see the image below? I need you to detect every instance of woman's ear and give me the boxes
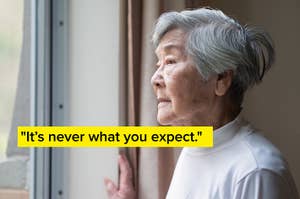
[215,70,233,96]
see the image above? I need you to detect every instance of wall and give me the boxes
[68,0,120,198]
[212,0,300,191]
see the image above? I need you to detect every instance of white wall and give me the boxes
[68,0,120,198]
[212,0,300,191]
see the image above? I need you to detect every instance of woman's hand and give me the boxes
[104,154,136,199]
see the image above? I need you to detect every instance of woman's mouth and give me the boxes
[157,98,171,107]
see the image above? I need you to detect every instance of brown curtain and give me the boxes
[185,0,211,9]
[122,1,211,198]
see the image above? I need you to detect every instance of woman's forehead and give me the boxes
[155,43,183,55]
[155,30,187,56]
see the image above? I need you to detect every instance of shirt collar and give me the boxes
[184,113,246,155]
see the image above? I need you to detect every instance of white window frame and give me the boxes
[30,0,69,199]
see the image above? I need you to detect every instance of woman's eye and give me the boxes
[166,59,176,65]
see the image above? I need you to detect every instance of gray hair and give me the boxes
[152,8,275,106]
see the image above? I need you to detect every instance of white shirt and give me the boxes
[166,116,299,199]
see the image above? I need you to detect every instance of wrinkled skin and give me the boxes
[151,29,219,126]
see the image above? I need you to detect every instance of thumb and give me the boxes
[104,178,118,198]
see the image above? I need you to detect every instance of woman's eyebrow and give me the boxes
[162,43,182,51]
[155,43,183,56]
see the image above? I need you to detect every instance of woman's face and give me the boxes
[151,29,218,126]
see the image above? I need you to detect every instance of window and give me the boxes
[0,0,30,198]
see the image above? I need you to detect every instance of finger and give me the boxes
[118,154,134,190]
[104,178,118,198]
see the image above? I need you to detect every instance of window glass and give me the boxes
[0,0,30,198]
[0,0,23,160]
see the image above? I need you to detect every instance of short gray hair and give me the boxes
[152,8,275,106]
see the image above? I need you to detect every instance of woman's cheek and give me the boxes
[166,68,189,98]
[168,81,187,114]
[163,65,175,76]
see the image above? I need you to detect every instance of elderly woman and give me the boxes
[104,8,299,199]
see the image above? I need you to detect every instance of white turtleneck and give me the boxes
[166,115,299,199]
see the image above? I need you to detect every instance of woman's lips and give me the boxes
[157,98,171,108]
[157,98,171,103]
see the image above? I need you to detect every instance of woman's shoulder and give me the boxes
[238,127,290,181]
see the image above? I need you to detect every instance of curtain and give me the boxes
[123,1,211,198]
[185,0,211,8]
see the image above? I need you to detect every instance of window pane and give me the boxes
[0,0,30,198]
[0,0,23,161]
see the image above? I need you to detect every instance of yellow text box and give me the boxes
[18,126,213,147]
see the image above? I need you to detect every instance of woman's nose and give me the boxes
[151,68,165,88]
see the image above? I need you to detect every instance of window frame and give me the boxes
[30,0,69,199]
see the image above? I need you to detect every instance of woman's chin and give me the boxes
[157,114,174,126]
[157,115,171,126]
